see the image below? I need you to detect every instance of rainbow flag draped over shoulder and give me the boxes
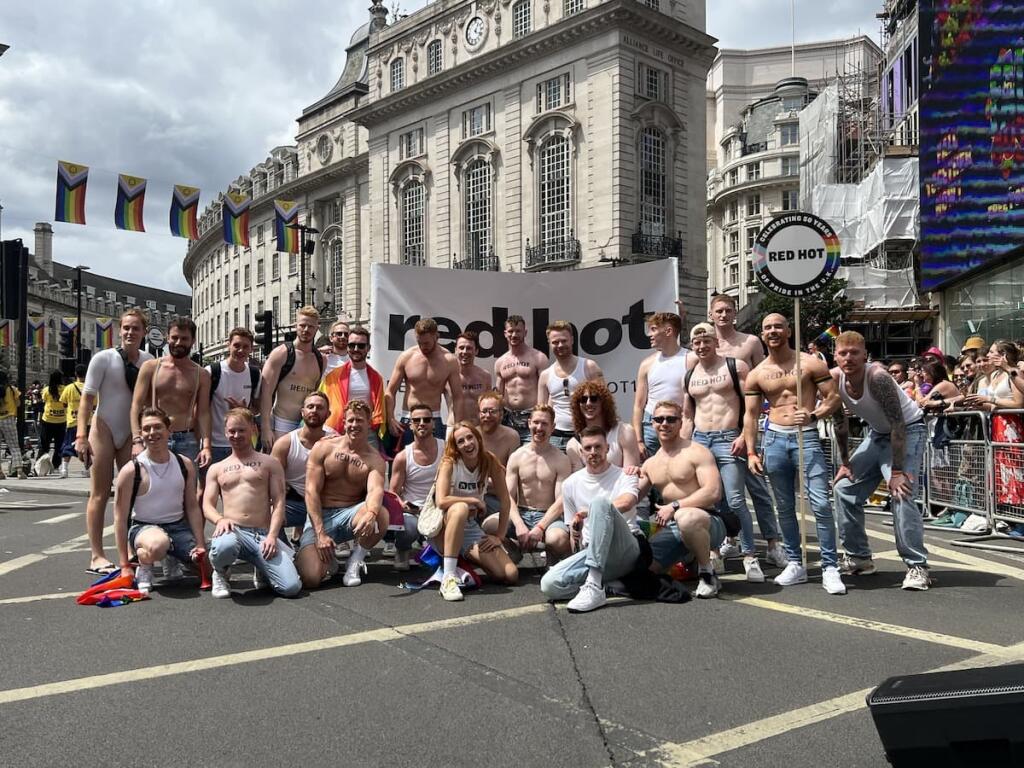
[169,185,200,239]
[55,161,89,225]
[274,199,300,253]
[222,192,250,247]
[0,321,11,348]
[95,317,114,349]
[114,174,146,232]
[817,324,841,342]
[27,317,45,348]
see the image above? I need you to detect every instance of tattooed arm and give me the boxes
[867,367,911,498]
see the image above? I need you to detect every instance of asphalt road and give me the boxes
[2,488,1024,768]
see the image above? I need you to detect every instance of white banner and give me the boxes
[369,259,679,416]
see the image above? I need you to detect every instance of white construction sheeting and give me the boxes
[799,84,839,207]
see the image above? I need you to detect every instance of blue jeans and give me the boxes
[168,430,200,462]
[549,430,574,453]
[209,525,301,597]
[835,423,928,567]
[641,414,659,456]
[693,429,759,554]
[284,490,308,529]
[649,515,728,569]
[762,429,837,568]
[541,497,640,600]
[502,409,532,445]
[745,467,780,543]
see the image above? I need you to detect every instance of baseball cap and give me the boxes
[689,322,715,341]
[922,346,944,359]
[961,335,986,352]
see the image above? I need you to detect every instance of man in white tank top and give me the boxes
[632,311,688,457]
[271,391,334,542]
[390,403,445,570]
[538,321,603,452]
[831,331,931,591]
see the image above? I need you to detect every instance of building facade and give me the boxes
[184,0,715,360]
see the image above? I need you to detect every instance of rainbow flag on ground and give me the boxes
[114,174,146,232]
[0,321,11,348]
[95,317,114,349]
[274,199,300,253]
[222,192,250,247]
[817,324,841,342]
[55,161,89,225]
[27,317,45,348]
[169,185,200,239]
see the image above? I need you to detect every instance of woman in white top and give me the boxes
[565,380,641,472]
[434,421,516,601]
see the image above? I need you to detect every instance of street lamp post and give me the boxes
[74,265,90,359]
[286,220,319,307]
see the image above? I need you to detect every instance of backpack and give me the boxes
[684,357,744,430]
[275,342,324,395]
[129,452,189,523]
[209,361,261,406]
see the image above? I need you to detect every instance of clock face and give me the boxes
[465,16,485,47]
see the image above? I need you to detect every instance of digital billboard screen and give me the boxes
[919,1,1024,290]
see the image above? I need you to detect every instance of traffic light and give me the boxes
[60,328,75,358]
[254,310,274,356]
[0,240,27,321]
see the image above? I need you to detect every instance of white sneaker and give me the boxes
[719,539,742,559]
[902,565,931,591]
[343,558,366,587]
[568,581,608,612]
[839,553,877,576]
[162,557,184,582]
[440,574,463,601]
[695,571,721,599]
[773,562,808,586]
[743,556,765,583]
[253,567,269,590]
[135,564,153,593]
[765,542,789,569]
[59,464,68,479]
[211,569,231,598]
[822,566,847,595]
[709,551,725,575]
[382,540,397,556]
[394,550,410,572]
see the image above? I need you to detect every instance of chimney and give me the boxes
[33,222,53,274]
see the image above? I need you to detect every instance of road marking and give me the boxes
[0,602,548,705]
[0,592,74,605]
[35,512,82,525]
[0,554,47,577]
[43,524,115,555]
[866,528,1024,582]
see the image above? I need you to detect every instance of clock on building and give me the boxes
[465,16,486,49]
[316,134,333,165]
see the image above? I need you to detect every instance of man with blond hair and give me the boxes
[495,314,549,444]
[539,320,603,452]
[259,306,325,449]
[323,319,350,375]
[387,317,462,444]
[633,311,688,457]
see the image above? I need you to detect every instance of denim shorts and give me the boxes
[509,507,568,536]
[284,490,308,529]
[649,513,727,568]
[461,518,485,555]
[299,503,362,549]
[128,519,196,563]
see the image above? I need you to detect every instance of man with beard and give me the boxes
[539,321,603,452]
[322,320,350,375]
[205,327,261,474]
[259,306,325,449]
[387,317,462,445]
[450,332,492,427]
[495,315,549,444]
[390,402,445,571]
[633,311,688,457]
[319,326,390,451]
[477,390,521,468]
[271,391,335,541]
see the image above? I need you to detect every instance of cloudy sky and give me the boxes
[0,0,881,294]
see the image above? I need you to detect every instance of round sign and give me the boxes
[146,327,165,348]
[752,212,840,297]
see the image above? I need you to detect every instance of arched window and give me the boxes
[427,40,443,76]
[330,239,344,309]
[539,135,571,246]
[390,58,405,92]
[512,0,532,38]
[639,127,666,236]
[464,159,492,266]
[402,181,425,266]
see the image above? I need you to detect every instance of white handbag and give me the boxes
[416,482,444,538]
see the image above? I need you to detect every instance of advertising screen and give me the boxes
[919,1,1024,290]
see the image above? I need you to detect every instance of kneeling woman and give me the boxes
[434,421,517,601]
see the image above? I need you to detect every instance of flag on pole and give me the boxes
[95,317,114,349]
[274,200,300,253]
[222,192,250,247]
[27,317,45,348]
[0,321,11,348]
[61,317,79,333]
[55,161,89,225]
[114,174,147,232]
[169,185,200,239]
[817,324,841,342]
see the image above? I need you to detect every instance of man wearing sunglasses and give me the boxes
[322,320,350,376]
[495,315,549,444]
[633,311,688,458]
[319,327,391,450]
[451,332,492,427]
[539,320,603,452]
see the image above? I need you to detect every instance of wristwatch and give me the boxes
[670,500,680,511]
[809,413,818,424]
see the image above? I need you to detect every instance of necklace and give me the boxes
[148,455,173,480]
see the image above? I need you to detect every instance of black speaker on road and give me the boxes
[867,662,1024,767]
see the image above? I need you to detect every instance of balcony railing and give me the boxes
[400,250,426,267]
[453,249,500,271]
[524,233,581,271]
[631,229,683,259]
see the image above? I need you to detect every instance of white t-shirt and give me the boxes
[207,362,261,448]
[348,367,370,405]
[324,353,349,377]
[561,464,639,546]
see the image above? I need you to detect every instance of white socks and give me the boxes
[443,556,457,577]
[349,545,367,566]
[585,566,603,588]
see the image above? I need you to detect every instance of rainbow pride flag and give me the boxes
[817,324,841,342]
[0,321,11,348]
[169,185,200,239]
[27,317,45,348]
[274,199,300,253]
[95,317,114,349]
[61,316,78,334]
[55,161,89,225]
[114,174,146,232]
[222,192,250,247]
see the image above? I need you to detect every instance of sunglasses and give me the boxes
[888,368,903,374]
[330,332,348,337]
[479,407,500,415]
[562,379,571,397]
[348,342,368,350]
[410,417,433,424]
[652,415,680,424]
[579,395,601,404]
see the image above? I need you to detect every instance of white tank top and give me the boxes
[451,459,484,500]
[645,348,688,413]
[838,364,922,434]
[285,429,311,495]
[403,438,444,506]
[544,357,588,432]
[132,451,185,524]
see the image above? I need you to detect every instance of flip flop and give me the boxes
[85,563,118,575]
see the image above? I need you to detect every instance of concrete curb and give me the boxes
[0,482,95,499]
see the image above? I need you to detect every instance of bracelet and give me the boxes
[131,437,143,444]
[536,522,547,532]
[747,452,758,458]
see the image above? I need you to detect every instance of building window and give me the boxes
[782,95,804,112]
[729,230,739,253]
[782,189,799,210]
[462,104,491,139]
[257,259,265,285]
[289,253,298,275]
[564,0,584,15]
[727,168,738,186]
[639,64,667,102]
[243,304,250,327]
[746,261,755,285]
[272,296,280,322]
[746,161,761,181]
[256,224,264,244]
[330,199,342,225]
[746,194,761,216]
[125,295,135,305]
[146,299,157,310]
[331,240,344,307]
[537,73,570,112]
[727,199,738,222]
[391,58,405,92]
[465,159,493,264]
[215,280,221,302]
[512,0,531,38]
[399,128,424,159]
[539,135,571,245]
[244,264,251,288]
[745,227,758,252]
[427,40,443,76]
[233,308,239,328]
[781,156,798,176]
[257,300,264,315]
[729,263,740,286]
[644,0,659,8]
[780,123,798,145]
[639,127,666,237]
[272,253,280,281]
[402,181,425,266]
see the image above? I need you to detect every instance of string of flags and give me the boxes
[54,161,303,252]
[0,317,118,350]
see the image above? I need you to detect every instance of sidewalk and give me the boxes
[0,457,96,498]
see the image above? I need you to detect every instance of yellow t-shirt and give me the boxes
[60,382,85,428]
[0,387,19,419]
[42,388,66,425]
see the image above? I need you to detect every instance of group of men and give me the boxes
[78,293,930,612]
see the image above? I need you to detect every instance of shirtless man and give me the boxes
[259,306,325,450]
[538,321,603,452]
[639,401,726,598]
[323,320,350,375]
[203,408,301,598]
[477,391,521,469]
[683,323,781,582]
[495,315,549,444]
[450,332,492,427]
[271,391,334,541]
[387,317,462,445]
[485,404,571,560]
[131,317,211,468]
[297,400,388,590]
[744,313,844,595]
[633,312,688,457]
[76,308,154,574]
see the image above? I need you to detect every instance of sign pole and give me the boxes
[794,296,807,569]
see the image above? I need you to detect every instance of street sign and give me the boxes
[752,212,840,297]
[147,327,165,348]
